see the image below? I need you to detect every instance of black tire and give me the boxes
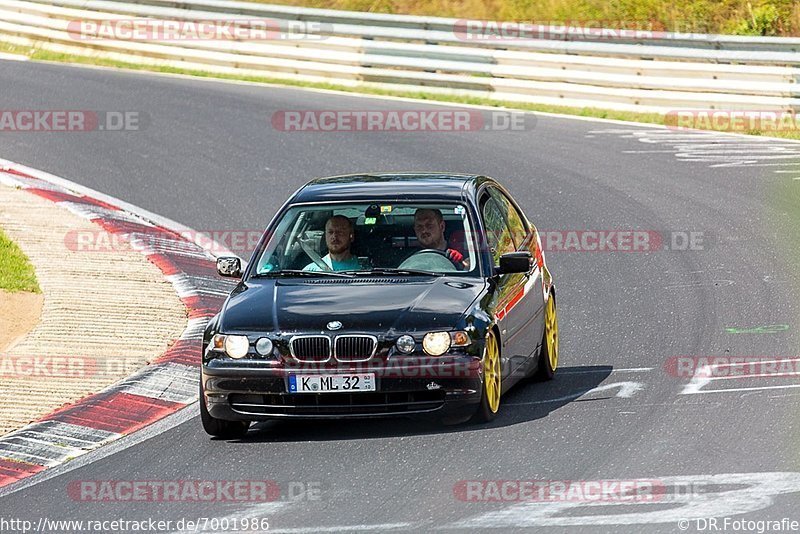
[473,390,497,423]
[200,382,249,439]
[472,330,501,423]
[534,294,557,381]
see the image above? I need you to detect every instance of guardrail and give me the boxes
[25,0,800,52]
[1,0,799,112]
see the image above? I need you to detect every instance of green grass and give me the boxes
[3,39,799,142]
[0,227,40,293]
[245,0,800,36]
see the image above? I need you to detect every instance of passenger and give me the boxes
[303,215,361,271]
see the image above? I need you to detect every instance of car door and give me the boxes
[488,188,546,360]
[480,191,531,385]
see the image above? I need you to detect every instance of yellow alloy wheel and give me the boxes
[545,296,558,372]
[484,331,501,413]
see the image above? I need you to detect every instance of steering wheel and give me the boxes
[409,248,451,260]
[399,248,461,271]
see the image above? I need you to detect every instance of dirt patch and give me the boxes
[0,290,43,352]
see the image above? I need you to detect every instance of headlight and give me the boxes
[395,335,415,354]
[255,337,274,356]
[223,335,250,359]
[422,332,451,356]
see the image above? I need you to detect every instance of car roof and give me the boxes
[291,173,491,204]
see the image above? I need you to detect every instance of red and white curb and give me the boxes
[0,160,237,488]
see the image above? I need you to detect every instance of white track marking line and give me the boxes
[588,128,800,176]
[165,272,237,299]
[180,317,211,341]
[5,421,118,450]
[560,367,652,374]
[698,371,800,381]
[0,52,28,61]
[0,404,198,498]
[443,472,800,528]
[681,358,800,395]
[506,381,645,405]
[691,384,800,394]
[165,482,413,534]
[105,362,199,404]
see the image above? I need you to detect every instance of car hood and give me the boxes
[219,277,486,334]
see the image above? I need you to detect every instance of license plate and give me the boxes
[289,373,376,393]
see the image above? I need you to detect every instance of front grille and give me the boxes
[290,335,331,362]
[334,335,377,362]
[229,390,445,416]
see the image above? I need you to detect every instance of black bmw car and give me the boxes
[201,173,558,437]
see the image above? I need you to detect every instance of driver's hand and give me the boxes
[446,248,464,264]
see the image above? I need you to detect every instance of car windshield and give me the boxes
[252,202,479,276]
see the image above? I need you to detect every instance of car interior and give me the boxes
[258,204,471,273]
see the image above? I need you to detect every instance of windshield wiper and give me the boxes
[342,268,443,277]
[252,269,354,278]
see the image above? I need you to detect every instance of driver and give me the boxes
[303,215,361,271]
[413,208,468,269]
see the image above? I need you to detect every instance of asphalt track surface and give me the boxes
[2,59,800,533]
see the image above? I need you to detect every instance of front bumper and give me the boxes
[202,357,483,420]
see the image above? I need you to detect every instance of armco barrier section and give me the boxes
[1,0,799,112]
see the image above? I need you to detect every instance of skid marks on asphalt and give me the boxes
[514,355,800,407]
[505,367,649,407]
[204,471,800,531]
[442,471,800,529]
[587,128,800,178]
[680,356,800,396]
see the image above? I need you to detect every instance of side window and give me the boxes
[488,188,528,250]
[481,197,516,265]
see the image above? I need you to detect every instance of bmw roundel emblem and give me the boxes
[327,321,343,331]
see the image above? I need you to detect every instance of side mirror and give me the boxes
[496,251,533,275]
[216,256,242,278]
